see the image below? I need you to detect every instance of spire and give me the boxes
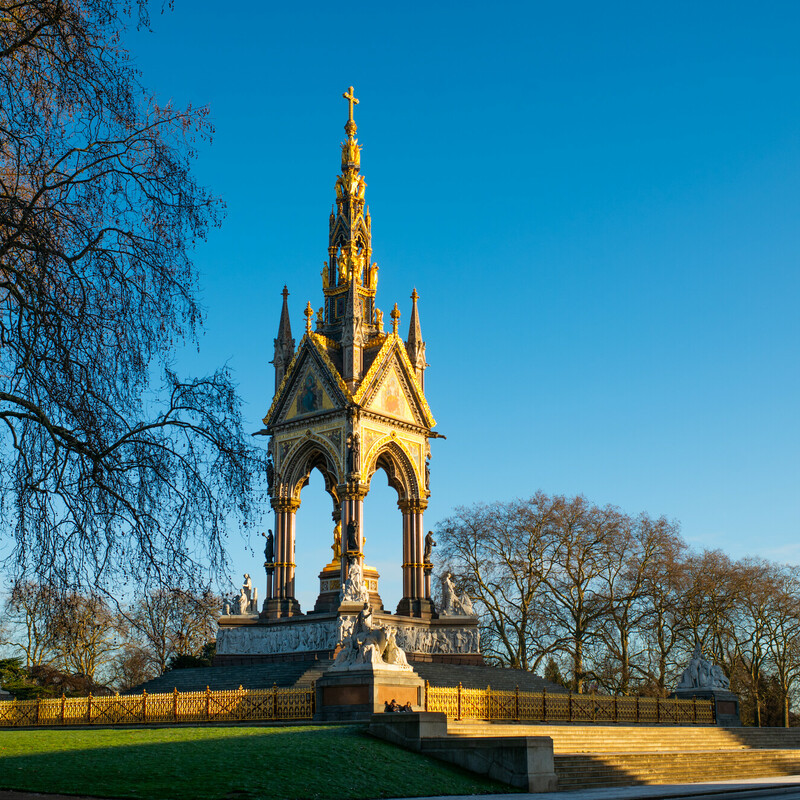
[321,86,380,342]
[341,272,363,389]
[406,289,427,390]
[271,286,295,391]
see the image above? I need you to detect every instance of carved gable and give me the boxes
[264,336,349,427]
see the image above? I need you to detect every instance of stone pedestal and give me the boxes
[313,559,383,613]
[314,665,425,721]
[672,688,741,727]
[260,597,302,619]
[395,597,436,619]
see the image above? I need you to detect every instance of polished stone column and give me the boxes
[261,497,301,618]
[396,498,434,618]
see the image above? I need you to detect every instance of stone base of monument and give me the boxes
[671,688,741,727]
[368,712,558,792]
[314,666,425,721]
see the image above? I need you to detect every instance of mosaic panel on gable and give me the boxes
[285,366,335,421]
[366,366,415,424]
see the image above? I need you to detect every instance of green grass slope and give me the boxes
[0,725,516,799]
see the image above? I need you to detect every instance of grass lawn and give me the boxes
[0,724,516,799]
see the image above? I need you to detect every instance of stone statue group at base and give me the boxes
[332,602,412,671]
[676,643,731,691]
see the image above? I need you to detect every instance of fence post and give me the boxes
[60,693,66,725]
[457,682,462,721]
[635,694,639,723]
[693,695,697,724]
[486,684,491,720]
[614,693,618,723]
[206,686,211,721]
[173,688,178,723]
[656,695,661,723]
[87,693,92,723]
[592,690,597,722]
[543,687,547,722]
[424,680,429,712]
[142,690,147,722]
[567,691,572,722]
[515,686,520,722]
[272,683,278,720]
[35,698,40,726]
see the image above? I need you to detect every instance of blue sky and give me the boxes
[127,1,800,611]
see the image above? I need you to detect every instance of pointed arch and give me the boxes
[364,435,422,502]
[280,433,343,503]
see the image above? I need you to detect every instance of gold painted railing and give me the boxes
[425,683,715,724]
[0,685,315,727]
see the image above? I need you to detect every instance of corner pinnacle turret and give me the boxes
[271,285,295,391]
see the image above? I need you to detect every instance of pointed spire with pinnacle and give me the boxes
[406,288,427,390]
[271,286,295,391]
[320,86,380,343]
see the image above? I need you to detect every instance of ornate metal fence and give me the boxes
[0,685,315,728]
[425,683,715,725]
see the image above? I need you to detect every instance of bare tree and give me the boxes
[0,581,58,666]
[596,514,681,694]
[637,534,690,695]
[0,2,266,593]
[764,565,800,727]
[437,495,563,671]
[49,593,120,682]
[123,587,219,675]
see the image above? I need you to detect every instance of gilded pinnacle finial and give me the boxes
[411,288,419,303]
[304,301,314,333]
[390,302,401,334]
[343,86,359,136]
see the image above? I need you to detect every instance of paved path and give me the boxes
[390,774,800,800]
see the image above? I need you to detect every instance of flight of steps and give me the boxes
[410,662,567,693]
[448,723,800,789]
[129,659,565,696]
[128,659,334,694]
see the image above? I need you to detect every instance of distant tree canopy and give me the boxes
[437,491,800,727]
[0,1,266,592]
[0,583,220,693]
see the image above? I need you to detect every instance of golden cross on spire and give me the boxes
[343,86,359,123]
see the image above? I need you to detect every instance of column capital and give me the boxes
[398,498,428,513]
[271,497,301,512]
[337,481,369,500]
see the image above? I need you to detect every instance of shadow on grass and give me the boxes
[0,725,515,800]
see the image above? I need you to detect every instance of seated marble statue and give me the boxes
[332,618,412,672]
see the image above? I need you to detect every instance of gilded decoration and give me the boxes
[363,431,421,486]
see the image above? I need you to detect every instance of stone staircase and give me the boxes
[128,659,333,694]
[410,662,567,693]
[448,723,800,789]
[129,659,566,696]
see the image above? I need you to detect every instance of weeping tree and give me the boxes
[0,1,266,592]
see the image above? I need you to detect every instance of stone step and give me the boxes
[128,659,334,694]
[411,662,567,693]
[554,750,800,789]
[448,722,800,758]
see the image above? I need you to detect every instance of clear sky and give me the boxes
[126,1,799,612]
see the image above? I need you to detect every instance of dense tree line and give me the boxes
[0,583,219,696]
[437,492,800,726]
